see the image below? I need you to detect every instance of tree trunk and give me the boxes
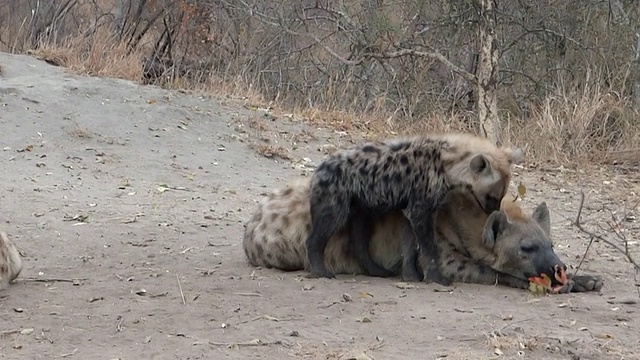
[474,0,501,146]
[633,33,640,109]
[114,0,126,36]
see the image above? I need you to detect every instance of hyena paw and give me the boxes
[570,274,604,292]
[552,279,574,294]
[423,268,453,287]
[367,267,396,278]
[307,265,336,279]
[402,267,423,282]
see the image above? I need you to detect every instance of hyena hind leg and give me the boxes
[306,197,351,279]
[403,206,452,286]
[350,209,396,278]
[400,221,423,282]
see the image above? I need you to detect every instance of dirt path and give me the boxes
[0,52,638,360]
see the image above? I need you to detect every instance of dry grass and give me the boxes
[250,143,292,160]
[30,28,143,82]
[509,77,640,166]
[0,1,638,168]
[485,331,541,353]
[68,122,94,139]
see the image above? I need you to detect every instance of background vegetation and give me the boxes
[1,0,639,165]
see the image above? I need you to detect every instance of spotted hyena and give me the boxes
[305,132,524,285]
[243,178,602,293]
[0,229,23,290]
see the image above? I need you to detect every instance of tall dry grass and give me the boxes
[30,27,144,80]
[511,78,639,165]
[0,0,638,167]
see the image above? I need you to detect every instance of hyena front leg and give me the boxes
[306,195,351,279]
[400,219,423,282]
[435,248,530,289]
[403,205,452,286]
[553,273,603,293]
[350,208,396,278]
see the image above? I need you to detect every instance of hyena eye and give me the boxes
[521,244,538,253]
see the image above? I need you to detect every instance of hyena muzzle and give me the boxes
[305,132,524,285]
[243,178,603,293]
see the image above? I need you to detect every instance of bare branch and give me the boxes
[573,190,640,272]
[362,49,478,84]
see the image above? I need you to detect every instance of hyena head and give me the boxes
[481,200,567,284]
[441,133,525,215]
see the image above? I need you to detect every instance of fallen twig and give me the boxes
[573,191,640,273]
[236,314,285,325]
[176,274,186,305]
[195,267,217,275]
[21,277,86,283]
[59,348,78,358]
[205,338,285,348]
[116,316,124,332]
[573,235,595,277]
[0,329,21,337]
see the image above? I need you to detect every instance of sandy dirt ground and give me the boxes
[0,52,639,360]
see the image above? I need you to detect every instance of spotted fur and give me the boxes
[305,132,524,284]
[243,178,602,293]
[0,229,23,290]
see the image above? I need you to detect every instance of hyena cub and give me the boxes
[306,132,524,284]
[0,229,23,290]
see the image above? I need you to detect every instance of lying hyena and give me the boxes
[243,178,602,293]
[0,229,23,290]
[305,132,524,285]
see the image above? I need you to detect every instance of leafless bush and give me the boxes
[573,191,640,297]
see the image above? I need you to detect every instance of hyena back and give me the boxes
[306,132,524,284]
[243,177,603,293]
[0,229,23,290]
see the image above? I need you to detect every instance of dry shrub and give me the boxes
[31,27,143,81]
[250,143,291,160]
[511,77,640,165]
[486,331,540,352]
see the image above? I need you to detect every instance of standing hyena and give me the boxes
[242,178,603,293]
[0,229,23,290]
[306,132,524,285]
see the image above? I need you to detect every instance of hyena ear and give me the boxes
[532,202,551,236]
[469,154,489,174]
[482,210,509,249]
[505,147,525,165]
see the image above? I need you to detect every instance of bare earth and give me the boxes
[0,52,639,360]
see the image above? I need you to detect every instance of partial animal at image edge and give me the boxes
[0,229,23,290]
